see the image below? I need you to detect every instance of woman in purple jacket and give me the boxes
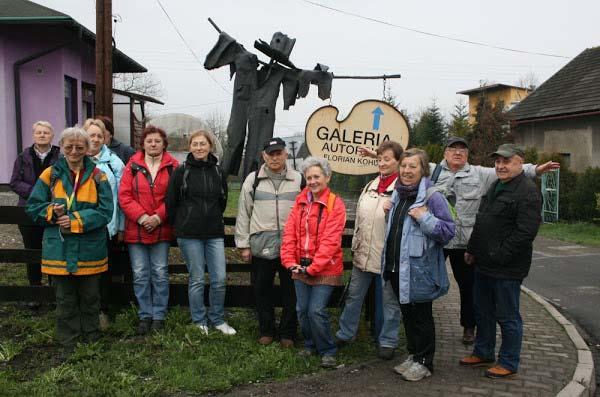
[10,121,61,288]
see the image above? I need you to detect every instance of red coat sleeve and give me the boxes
[307,197,346,276]
[280,200,301,269]
[118,164,147,223]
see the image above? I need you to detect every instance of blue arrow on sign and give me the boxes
[372,106,384,130]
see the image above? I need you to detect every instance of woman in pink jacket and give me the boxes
[281,156,346,368]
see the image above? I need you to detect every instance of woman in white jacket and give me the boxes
[336,141,403,359]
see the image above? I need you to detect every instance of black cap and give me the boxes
[445,136,469,149]
[263,137,286,153]
[490,143,525,158]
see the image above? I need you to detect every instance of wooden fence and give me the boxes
[0,206,377,316]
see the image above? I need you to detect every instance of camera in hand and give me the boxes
[300,258,312,267]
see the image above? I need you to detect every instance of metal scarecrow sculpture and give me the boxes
[204,20,333,178]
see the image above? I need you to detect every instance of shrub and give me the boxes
[568,167,600,221]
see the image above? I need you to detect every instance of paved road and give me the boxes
[524,235,600,395]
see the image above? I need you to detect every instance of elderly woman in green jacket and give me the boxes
[26,126,113,350]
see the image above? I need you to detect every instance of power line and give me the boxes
[155,0,231,94]
[300,0,570,59]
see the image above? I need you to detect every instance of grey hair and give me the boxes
[301,156,332,177]
[59,126,91,149]
[32,120,53,133]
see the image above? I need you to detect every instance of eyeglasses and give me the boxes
[446,147,468,154]
[63,145,87,153]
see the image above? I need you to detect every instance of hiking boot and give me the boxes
[485,365,517,379]
[150,320,165,332]
[462,327,475,345]
[402,362,432,381]
[194,323,209,335]
[214,322,237,335]
[377,346,395,360]
[298,348,315,357]
[459,355,495,367]
[136,318,152,335]
[258,336,273,345]
[280,338,295,348]
[99,312,110,331]
[393,355,414,375]
[334,336,351,347]
[321,355,337,368]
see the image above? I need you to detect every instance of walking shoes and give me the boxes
[485,365,517,379]
[401,362,432,381]
[459,355,495,367]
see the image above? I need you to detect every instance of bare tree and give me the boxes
[202,109,228,149]
[113,72,164,99]
[516,72,539,91]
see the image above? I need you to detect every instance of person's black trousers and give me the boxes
[388,272,435,371]
[99,236,122,312]
[252,256,297,340]
[18,225,44,286]
[444,248,475,329]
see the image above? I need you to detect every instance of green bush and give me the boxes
[421,144,444,163]
[568,167,600,221]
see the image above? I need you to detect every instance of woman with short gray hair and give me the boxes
[281,156,346,368]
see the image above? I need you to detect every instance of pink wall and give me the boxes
[0,26,96,184]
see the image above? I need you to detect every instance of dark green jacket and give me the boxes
[467,172,542,280]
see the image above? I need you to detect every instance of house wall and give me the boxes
[0,25,95,184]
[513,115,600,172]
[467,88,530,124]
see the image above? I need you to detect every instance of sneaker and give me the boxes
[459,355,495,367]
[99,312,110,331]
[195,324,209,335]
[485,365,517,379]
[136,318,152,335]
[151,320,165,332]
[321,355,337,368]
[214,322,236,335]
[280,338,295,348]
[377,346,395,360]
[402,362,432,381]
[298,348,315,357]
[393,355,414,375]
[462,327,475,345]
[258,336,273,345]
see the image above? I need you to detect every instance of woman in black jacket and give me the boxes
[166,130,235,336]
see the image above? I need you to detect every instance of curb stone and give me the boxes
[521,285,597,397]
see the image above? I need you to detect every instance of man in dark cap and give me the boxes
[429,137,558,345]
[460,144,542,378]
[235,137,305,348]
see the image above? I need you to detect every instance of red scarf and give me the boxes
[377,173,398,194]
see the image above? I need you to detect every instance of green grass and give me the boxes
[224,188,240,218]
[0,303,390,396]
[538,222,600,247]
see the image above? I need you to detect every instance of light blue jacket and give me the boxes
[91,145,124,237]
[381,177,455,304]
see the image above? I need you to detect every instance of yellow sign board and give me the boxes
[305,100,410,175]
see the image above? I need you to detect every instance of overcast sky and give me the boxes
[36,0,600,137]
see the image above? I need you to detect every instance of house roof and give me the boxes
[509,47,600,121]
[0,0,147,73]
[457,83,529,96]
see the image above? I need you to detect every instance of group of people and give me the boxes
[13,119,558,380]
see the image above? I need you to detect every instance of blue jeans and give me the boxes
[128,242,170,320]
[336,267,401,347]
[473,270,523,372]
[178,238,226,326]
[295,281,336,357]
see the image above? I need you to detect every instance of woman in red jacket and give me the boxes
[281,156,346,368]
[119,126,178,335]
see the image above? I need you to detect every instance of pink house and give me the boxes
[0,0,160,185]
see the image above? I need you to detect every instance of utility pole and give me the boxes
[95,0,113,119]
[290,140,297,170]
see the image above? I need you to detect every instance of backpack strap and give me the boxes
[250,171,261,200]
[431,163,443,184]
